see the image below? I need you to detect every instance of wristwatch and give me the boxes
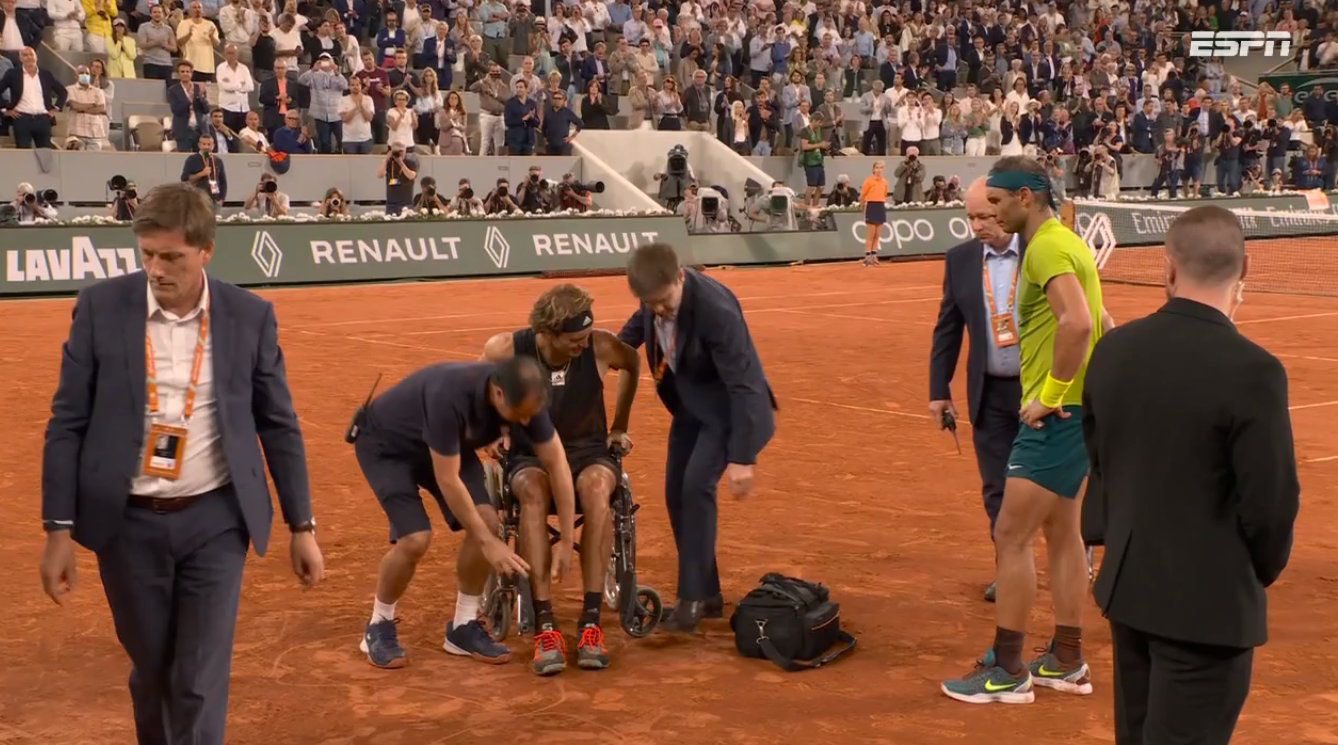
[290,518,317,534]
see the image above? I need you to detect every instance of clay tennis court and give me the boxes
[2,260,1336,744]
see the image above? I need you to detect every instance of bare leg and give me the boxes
[509,469,553,603]
[577,465,618,595]
[993,478,1057,633]
[375,530,431,604]
[1043,480,1088,629]
[456,504,500,596]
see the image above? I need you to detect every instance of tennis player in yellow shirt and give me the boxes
[942,156,1115,704]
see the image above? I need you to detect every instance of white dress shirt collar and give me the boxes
[147,271,211,321]
[983,233,1020,258]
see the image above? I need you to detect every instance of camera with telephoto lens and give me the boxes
[108,175,137,199]
[25,188,58,205]
[330,196,343,209]
[569,180,605,194]
[459,186,474,200]
[259,180,278,194]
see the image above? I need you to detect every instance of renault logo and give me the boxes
[483,225,510,270]
[250,230,283,278]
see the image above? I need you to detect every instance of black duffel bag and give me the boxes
[729,573,856,671]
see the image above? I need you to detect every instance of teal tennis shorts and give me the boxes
[1006,406,1089,499]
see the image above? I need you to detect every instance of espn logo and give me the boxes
[1188,31,1293,58]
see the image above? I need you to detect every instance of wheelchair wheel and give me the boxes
[603,553,620,611]
[480,574,513,643]
[516,578,535,637]
[620,587,662,638]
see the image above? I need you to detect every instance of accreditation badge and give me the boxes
[992,313,1019,348]
[142,421,189,480]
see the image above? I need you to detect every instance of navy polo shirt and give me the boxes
[367,362,555,457]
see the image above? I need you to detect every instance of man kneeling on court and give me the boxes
[482,284,641,675]
[355,356,577,669]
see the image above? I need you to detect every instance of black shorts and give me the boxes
[505,444,619,507]
[355,435,493,541]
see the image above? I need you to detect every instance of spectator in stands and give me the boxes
[83,0,117,54]
[332,0,365,40]
[484,177,519,214]
[712,75,741,144]
[859,80,888,155]
[516,166,551,213]
[511,55,543,102]
[0,0,41,53]
[780,70,809,150]
[178,1,219,81]
[386,47,417,101]
[469,61,507,154]
[626,69,653,129]
[271,14,304,65]
[220,0,256,67]
[272,109,314,154]
[167,61,210,150]
[577,80,609,130]
[655,74,683,130]
[377,144,417,215]
[438,89,467,154]
[1123,99,1152,154]
[504,78,538,155]
[410,67,442,150]
[306,19,343,67]
[339,75,374,154]
[540,87,581,156]
[204,107,240,152]
[244,172,290,216]
[12,182,57,222]
[300,51,348,154]
[1295,145,1327,190]
[384,89,414,151]
[49,0,86,52]
[334,22,361,76]
[216,43,254,132]
[419,20,454,87]
[477,0,508,68]
[239,109,270,152]
[374,10,403,66]
[353,47,388,142]
[250,14,276,81]
[180,132,226,207]
[0,47,68,149]
[65,64,111,150]
[136,4,177,80]
[258,58,302,138]
[106,19,138,78]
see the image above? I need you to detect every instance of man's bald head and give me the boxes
[964,177,1011,248]
[1165,206,1246,287]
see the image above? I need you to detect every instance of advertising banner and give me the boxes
[1257,71,1338,110]
[0,216,690,296]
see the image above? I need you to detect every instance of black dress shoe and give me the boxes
[661,600,705,633]
[661,594,725,623]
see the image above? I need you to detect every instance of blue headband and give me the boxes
[986,171,1051,192]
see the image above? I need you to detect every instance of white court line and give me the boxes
[1237,311,1338,326]
[787,397,932,420]
[1290,399,1338,411]
[1305,455,1338,463]
[775,297,939,323]
[287,284,941,330]
[1277,353,1338,364]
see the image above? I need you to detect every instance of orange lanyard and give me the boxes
[145,312,210,420]
[982,251,1019,316]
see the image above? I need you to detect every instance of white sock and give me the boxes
[371,598,396,624]
[453,592,481,627]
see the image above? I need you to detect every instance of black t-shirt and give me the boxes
[385,152,418,206]
[366,362,556,457]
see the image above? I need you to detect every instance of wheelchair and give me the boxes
[480,446,662,641]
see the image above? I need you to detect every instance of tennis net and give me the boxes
[1063,199,1338,296]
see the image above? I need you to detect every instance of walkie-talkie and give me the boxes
[344,373,383,444]
[941,409,962,455]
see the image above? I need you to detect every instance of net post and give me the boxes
[1060,199,1077,231]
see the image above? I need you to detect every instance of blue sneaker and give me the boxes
[444,620,513,664]
[359,619,408,669]
[940,650,1035,704]
[1028,643,1094,695]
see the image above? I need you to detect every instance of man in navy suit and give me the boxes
[38,183,325,745]
[0,47,69,148]
[928,177,1023,603]
[167,60,212,151]
[618,244,776,633]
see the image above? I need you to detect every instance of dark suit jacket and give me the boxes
[418,36,456,88]
[166,82,211,143]
[618,269,776,465]
[1081,298,1299,649]
[929,238,1023,425]
[257,73,310,134]
[0,67,68,114]
[42,273,313,555]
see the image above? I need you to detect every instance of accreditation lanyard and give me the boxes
[983,252,1021,349]
[982,253,1019,317]
[146,312,210,422]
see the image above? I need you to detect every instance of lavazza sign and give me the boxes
[4,236,138,283]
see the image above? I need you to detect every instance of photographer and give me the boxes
[319,187,351,218]
[107,178,139,221]
[377,145,419,215]
[411,176,451,214]
[448,179,485,216]
[1149,131,1184,199]
[893,146,925,204]
[826,174,858,207]
[556,172,600,212]
[244,173,291,217]
[515,165,552,213]
[12,183,58,223]
[484,178,521,215]
[923,175,951,204]
[1043,150,1068,202]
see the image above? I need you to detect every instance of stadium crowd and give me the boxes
[3,0,1338,203]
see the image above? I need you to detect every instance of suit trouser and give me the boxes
[13,114,54,149]
[665,413,726,601]
[96,485,248,745]
[1110,620,1253,745]
[974,374,1022,537]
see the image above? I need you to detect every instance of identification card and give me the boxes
[387,177,399,186]
[208,179,220,196]
[550,369,566,387]
[143,421,189,480]
[992,313,1019,348]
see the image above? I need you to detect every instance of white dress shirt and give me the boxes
[131,277,230,498]
[216,60,255,112]
[16,69,47,114]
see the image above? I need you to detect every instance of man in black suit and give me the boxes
[1082,205,1300,745]
[618,244,776,633]
[166,60,211,152]
[0,47,69,148]
[928,177,1023,603]
[39,183,324,745]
